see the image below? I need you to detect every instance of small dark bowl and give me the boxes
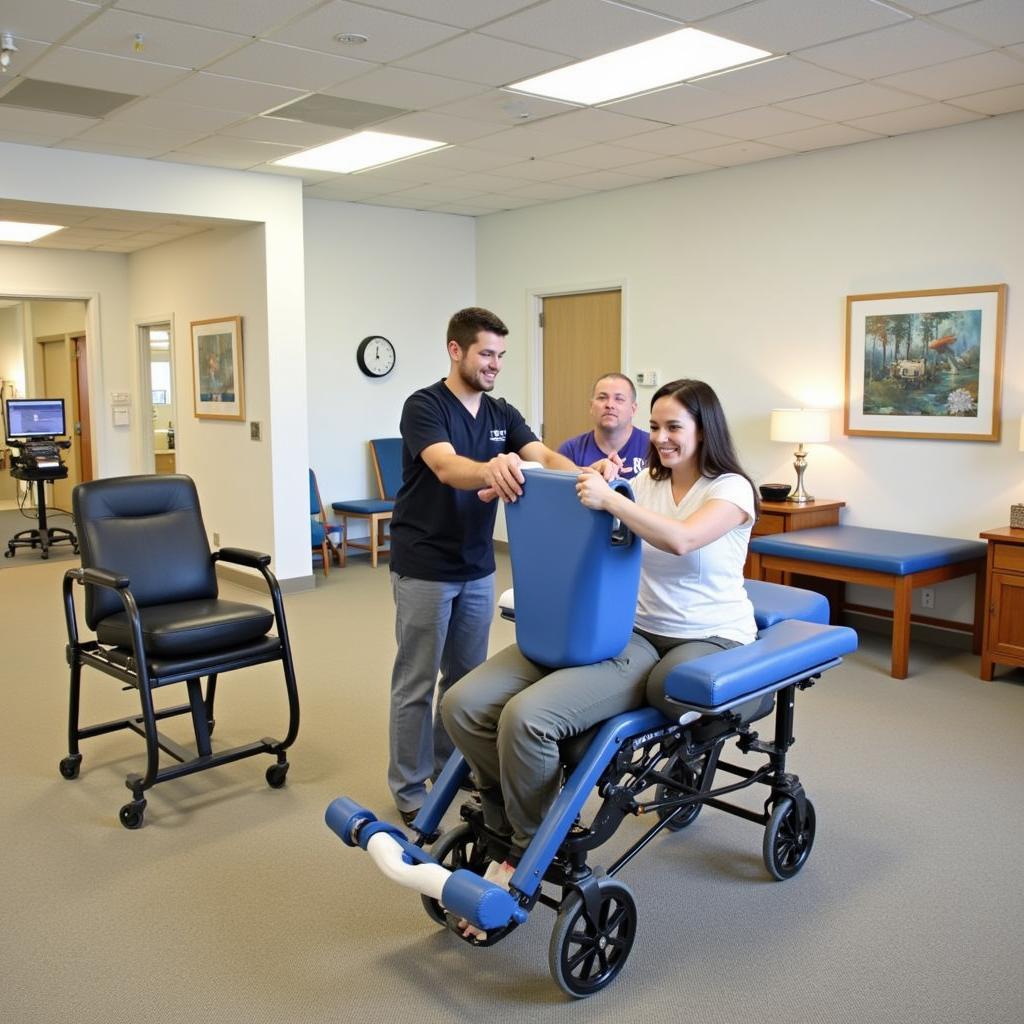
[759,483,791,502]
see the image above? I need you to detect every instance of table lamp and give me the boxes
[1012,415,1024,529]
[770,408,830,504]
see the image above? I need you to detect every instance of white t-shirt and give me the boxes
[630,470,757,644]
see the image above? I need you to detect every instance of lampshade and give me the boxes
[770,408,830,444]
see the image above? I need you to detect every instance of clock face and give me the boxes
[357,335,395,378]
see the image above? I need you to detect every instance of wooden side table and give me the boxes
[979,526,1024,680]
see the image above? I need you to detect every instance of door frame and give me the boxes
[135,315,177,473]
[525,279,629,433]
[0,288,100,473]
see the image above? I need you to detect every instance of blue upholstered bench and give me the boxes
[748,526,986,678]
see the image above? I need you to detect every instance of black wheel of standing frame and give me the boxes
[265,762,289,789]
[654,754,704,831]
[421,823,490,925]
[548,879,638,998]
[763,796,816,880]
[58,755,82,780]
[118,799,147,830]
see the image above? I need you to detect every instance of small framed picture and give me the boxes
[191,316,244,421]
[845,285,1006,441]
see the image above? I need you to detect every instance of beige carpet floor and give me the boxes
[1,552,1022,1024]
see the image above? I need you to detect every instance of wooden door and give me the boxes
[41,338,78,510]
[541,290,621,448]
[72,334,93,482]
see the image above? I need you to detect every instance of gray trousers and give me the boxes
[441,634,660,852]
[639,631,741,719]
[388,572,494,813]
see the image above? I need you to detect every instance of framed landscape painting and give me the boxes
[191,316,244,421]
[845,284,1006,441]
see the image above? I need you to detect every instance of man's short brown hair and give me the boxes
[447,307,508,354]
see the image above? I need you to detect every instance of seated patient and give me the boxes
[441,378,758,893]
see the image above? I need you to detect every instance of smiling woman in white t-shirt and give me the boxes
[576,377,758,714]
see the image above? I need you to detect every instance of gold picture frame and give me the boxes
[844,284,1006,441]
[191,316,244,421]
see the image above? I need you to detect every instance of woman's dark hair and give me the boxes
[647,378,758,512]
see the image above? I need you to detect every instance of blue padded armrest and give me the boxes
[750,526,986,575]
[662,619,858,712]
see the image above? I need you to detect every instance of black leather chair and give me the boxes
[60,474,300,829]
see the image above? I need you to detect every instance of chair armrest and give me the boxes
[65,566,131,590]
[215,547,272,568]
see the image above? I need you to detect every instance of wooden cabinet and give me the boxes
[979,527,1024,680]
[154,452,176,475]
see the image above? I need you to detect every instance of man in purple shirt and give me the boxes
[557,373,649,479]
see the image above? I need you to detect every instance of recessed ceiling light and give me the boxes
[274,131,447,174]
[507,27,772,106]
[0,221,64,243]
[334,32,368,45]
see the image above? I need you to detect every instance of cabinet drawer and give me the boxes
[753,513,785,536]
[993,544,1024,573]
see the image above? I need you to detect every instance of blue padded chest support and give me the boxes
[505,468,641,668]
[750,525,986,576]
[662,619,858,710]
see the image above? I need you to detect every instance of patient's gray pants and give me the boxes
[441,635,659,852]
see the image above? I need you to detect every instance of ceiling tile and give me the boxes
[29,47,190,94]
[409,146,524,172]
[604,82,753,123]
[532,107,666,141]
[157,73,306,115]
[555,168,651,190]
[761,122,882,151]
[554,141,663,169]
[0,104,98,137]
[65,10,249,69]
[466,123,593,157]
[427,203,497,215]
[504,180,593,200]
[368,110,507,143]
[481,0,682,59]
[267,93,407,130]
[250,165,335,186]
[621,122,736,153]
[0,128,66,146]
[621,1,765,19]
[56,137,177,158]
[0,77,137,117]
[950,83,1024,114]
[323,67,486,109]
[453,192,539,209]
[217,116,346,146]
[431,90,576,126]
[204,41,375,93]
[683,139,792,165]
[490,157,590,179]
[797,20,988,79]
[346,160,462,185]
[888,0,968,11]
[876,51,1024,101]
[169,136,300,168]
[613,153,717,177]
[385,183,486,202]
[0,0,101,44]
[688,105,825,138]
[396,33,573,86]
[847,102,986,135]
[269,1,463,63]
[443,171,537,191]
[72,121,204,149]
[778,82,929,120]
[692,56,858,104]
[363,193,444,209]
[699,0,908,54]
[932,0,1024,47]
[357,2,543,30]
[113,0,321,36]
[0,39,49,75]
[106,96,248,132]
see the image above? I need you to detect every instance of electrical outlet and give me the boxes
[921,588,934,609]
[213,532,220,546]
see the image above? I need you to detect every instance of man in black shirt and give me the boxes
[388,307,575,824]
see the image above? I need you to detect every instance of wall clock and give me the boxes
[356,335,396,378]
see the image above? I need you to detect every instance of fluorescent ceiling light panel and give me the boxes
[274,131,446,173]
[508,28,772,105]
[0,221,64,243]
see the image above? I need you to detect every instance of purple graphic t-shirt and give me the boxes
[558,429,650,479]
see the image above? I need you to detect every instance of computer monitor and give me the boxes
[5,398,67,440]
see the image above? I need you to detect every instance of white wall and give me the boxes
[0,305,24,391]
[303,199,475,519]
[0,141,310,581]
[130,224,275,558]
[478,112,1024,621]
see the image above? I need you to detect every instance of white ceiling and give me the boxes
[0,0,1021,231]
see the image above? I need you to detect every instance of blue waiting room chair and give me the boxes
[310,468,340,574]
[330,438,402,568]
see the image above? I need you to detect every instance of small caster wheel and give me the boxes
[420,823,490,925]
[549,879,638,998]
[763,796,816,880]
[59,755,82,780]
[4,549,13,558]
[41,550,49,560]
[119,800,147,830]
[266,762,289,789]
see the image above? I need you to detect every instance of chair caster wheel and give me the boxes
[119,800,147,830]
[266,762,289,789]
[763,796,815,880]
[59,755,82,780]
